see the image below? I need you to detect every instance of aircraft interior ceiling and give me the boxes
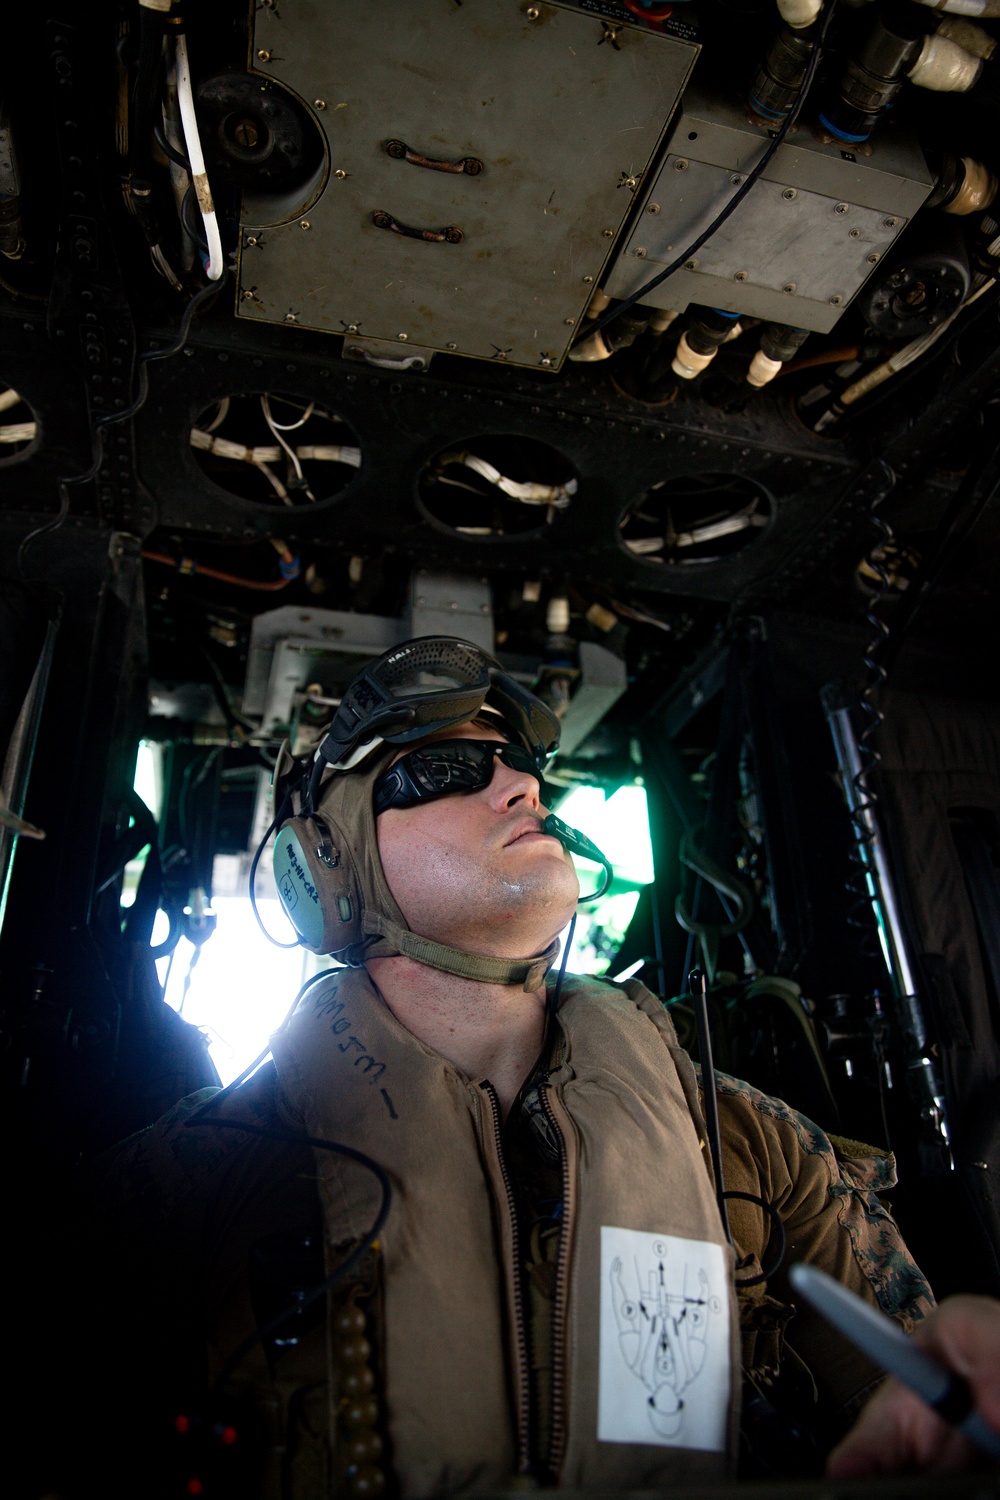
[3,4,1000,1489]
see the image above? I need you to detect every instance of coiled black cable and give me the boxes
[844,461,899,963]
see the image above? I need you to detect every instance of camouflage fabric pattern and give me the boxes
[702,1065,935,1334]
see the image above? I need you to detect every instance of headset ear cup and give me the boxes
[273,815,362,954]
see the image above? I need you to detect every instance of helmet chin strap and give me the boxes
[367,817,609,991]
[388,926,561,993]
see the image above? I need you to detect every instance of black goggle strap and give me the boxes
[542,813,614,904]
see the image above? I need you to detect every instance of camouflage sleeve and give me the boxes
[698,1067,936,1413]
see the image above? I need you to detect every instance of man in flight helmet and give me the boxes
[88,637,949,1499]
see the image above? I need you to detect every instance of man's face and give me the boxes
[375,721,580,959]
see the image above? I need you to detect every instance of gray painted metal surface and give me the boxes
[606,87,933,333]
[239,0,698,369]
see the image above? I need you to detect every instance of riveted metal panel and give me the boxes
[238,0,698,369]
[606,86,933,334]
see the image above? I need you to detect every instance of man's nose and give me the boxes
[488,756,543,811]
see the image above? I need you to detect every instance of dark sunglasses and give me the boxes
[373,739,549,815]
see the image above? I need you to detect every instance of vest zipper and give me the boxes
[480,1080,532,1475]
[540,1084,571,1483]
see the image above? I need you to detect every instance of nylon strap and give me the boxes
[393,929,560,992]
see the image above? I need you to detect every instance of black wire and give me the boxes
[690,967,733,1244]
[689,966,788,1286]
[17,273,228,579]
[153,119,190,171]
[249,801,301,948]
[179,969,389,1388]
[547,912,577,1016]
[721,1190,787,1287]
[197,642,255,737]
[198,1116,391,1389]
[181,184,210,253]
[581,0,838,345]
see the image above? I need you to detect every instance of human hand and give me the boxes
[827,1295,1000,1477]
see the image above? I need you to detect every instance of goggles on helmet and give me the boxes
[372,738,613,902]
[374,739,549,816]
[313,636,560,775]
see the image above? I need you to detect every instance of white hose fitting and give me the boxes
[936,15,997,57]
[649,309,680,334]
[568,330,611,362]
[777,0,823,27]
[723,321,744,343]
[671,332,717,380]
[175,33,224,281]
[746,350,784,387]
[943,157,998,214]
[908,32,983,90]
[546,596,571,635]
[585,287,612,320]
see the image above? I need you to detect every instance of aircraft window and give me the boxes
[418,435,577,538]
[620,471,772,565]
[0,385,38,459]
[189,392,362,507]
[552,783,654,978]
[151,880,328,1086]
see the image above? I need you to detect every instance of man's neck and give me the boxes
[365,954,548,1117]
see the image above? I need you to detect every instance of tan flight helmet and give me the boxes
[269,637,564,991]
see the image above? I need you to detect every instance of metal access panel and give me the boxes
[605,85,934,333]
[239,0,698,369]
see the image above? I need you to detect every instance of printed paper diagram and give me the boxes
[598,1226,730,1452]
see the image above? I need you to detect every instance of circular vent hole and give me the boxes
[418,435,577,538]
[189,393,361,506]
[0,385,38,458]
[621,472,771,564]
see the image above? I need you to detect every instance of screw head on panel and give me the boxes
[256,49,270,61]
[647,202,660,214]
[314,99,326,109]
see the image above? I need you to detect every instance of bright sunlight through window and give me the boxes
[554,783,655,977]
